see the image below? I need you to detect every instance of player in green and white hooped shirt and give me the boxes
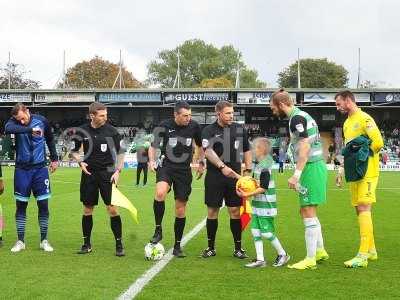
[270,89,329,270]
[236,138,290,268]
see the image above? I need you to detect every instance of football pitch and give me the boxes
[0,167,399,300]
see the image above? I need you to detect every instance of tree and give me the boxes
[277,58,348,88]
[0,63,40,89]
[61,56,143,89]
[147,39,265,88]
[198,77,233,88]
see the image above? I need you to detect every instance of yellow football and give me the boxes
[236,176,258,193]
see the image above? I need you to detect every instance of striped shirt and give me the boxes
[252,156,277,217]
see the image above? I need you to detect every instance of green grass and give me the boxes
[0,167,399,299]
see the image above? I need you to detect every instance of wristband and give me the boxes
[294,169,302,178]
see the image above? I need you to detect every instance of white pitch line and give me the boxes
[50,180,400,191]
[117,218,207,300]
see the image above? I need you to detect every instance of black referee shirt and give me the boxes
[72,122,124,170]
[201,121,250,174]
[151,118,202,169]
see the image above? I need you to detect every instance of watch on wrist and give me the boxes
[219,164,226,170]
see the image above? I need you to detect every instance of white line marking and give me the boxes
[50,180,400,191]
[117,218,207,300]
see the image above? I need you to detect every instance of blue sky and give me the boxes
[0,0,397,88]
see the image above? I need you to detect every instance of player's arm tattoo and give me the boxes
[204,148,224,168]
[295,138,311,172]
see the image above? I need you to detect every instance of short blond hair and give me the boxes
[253,137,271,154]
[270,88,293,106]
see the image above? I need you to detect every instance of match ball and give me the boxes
[144,243,165,261]
[236,176,258,193]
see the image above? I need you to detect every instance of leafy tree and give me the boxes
[61,56,142,88]
[147,39,265,88]
[0,63,40,89]
[198,77,233,88]
[278,58,348,88]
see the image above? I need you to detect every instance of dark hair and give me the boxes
[174,101,191,113]
[335,90,355,102]
[215,100,233,112]
[270,88,293,106]
[89,102,107,115]
[11,103,27,116]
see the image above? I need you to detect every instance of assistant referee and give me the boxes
[201,100,252,259]
[70,102,126,257]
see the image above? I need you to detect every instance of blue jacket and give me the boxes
[5,114,58,169]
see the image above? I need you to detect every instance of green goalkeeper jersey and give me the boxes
[252,155,277,217]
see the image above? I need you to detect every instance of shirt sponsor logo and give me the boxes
[295,124,304,133]
[202,139,209,148]
[101,144,108,152]
[168,129,175,133]
[168,137,177,147]
[365,119,375,130]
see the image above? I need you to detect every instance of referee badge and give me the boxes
[101,144,108,152]
[186,138,192,146]
[168,137,178,148]
[202,139,209,148]
[234,140,240,149]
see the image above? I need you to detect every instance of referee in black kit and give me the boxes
[70,102,126,257]
[148,101,205,258]
[200,100,252,259]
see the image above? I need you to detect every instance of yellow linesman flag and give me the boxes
[111,184,139,224]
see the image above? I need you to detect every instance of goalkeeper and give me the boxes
[237,138,290,268]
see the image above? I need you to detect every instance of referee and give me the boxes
[200,100,252,259]
[148,101,204,258]
[70,102,126,257]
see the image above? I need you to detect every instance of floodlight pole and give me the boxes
[112,50,124,89]
[235,53,240,88]
[173,48,181,88]
[8,52,11,89]
[357,48,361,88]
[297,48,301,88]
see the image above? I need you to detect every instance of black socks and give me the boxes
[153,200,165,227]
[174,217,186,249]
[206,218,218,249]
[230,218,242,250]
[82,215,93,246]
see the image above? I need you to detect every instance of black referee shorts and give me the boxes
[204,170,241,208]
[156,165,192,201]
[80,169,113,206]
